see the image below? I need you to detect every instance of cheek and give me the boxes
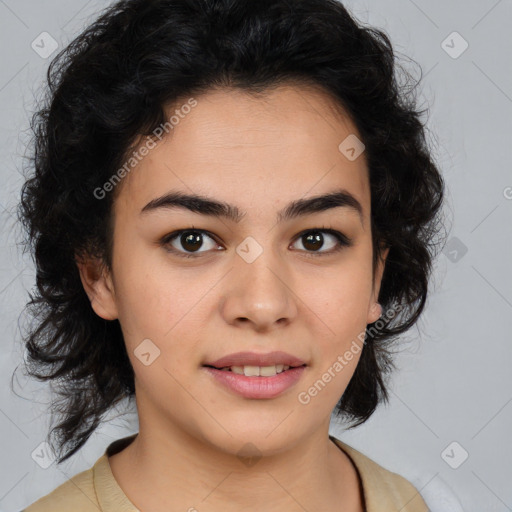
[112,260,203,396]
[111,234,178,332]
[302,255,373,363]
[111,246,214,369]
[113,271,168,344]
[313,255,373,317]
[301,283,369,409]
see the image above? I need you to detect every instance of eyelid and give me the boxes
[291,228,352,256]
[159,227,352,258]
[160,228,221,258]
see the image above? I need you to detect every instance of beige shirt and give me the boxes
[23,434,428,511]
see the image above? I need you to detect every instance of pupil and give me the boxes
[182,231,202,252]
[179,231,324,253]
[303,232,323,251]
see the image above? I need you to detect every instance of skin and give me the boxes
[78,83,388,512]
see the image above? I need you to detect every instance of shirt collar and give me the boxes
[93,432,425,512]
[93,434,140,512]
[329,435,428,512]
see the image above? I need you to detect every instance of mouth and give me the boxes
[201,351,308,398]
[203,350,307,371]
[202,363,307,377]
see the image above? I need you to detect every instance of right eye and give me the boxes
[160,228,223,258]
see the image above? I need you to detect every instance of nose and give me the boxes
[219,244,299,333]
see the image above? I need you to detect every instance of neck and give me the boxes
[108,411,363,511]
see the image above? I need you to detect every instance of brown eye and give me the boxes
[161,229,221,258]
[160,227,351,259]
[291,229,351,255]
[302,232,325,251]
[180,231,204,252]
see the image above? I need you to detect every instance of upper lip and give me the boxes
[204,351,307,369]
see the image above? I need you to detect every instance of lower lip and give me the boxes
[203,366,306,399]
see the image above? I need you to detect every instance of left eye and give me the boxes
[291,229,350,255]
[160,228,351,258]
[161,229,221,257]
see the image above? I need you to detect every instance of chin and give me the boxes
[195,422,305,460]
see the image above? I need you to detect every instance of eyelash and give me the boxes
[159,227,352,259]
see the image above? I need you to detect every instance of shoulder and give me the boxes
[331,436,429,512]
[21,462,98,512]
[22,434,140,512]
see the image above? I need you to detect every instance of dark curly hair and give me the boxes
[17,0,445,464]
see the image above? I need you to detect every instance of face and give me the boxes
[79,84,387,456]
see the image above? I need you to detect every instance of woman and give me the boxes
[19,0,445,510]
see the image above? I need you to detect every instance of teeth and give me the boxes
[221,364,292,376]
[244,365,261,376]
[260,365,278,377]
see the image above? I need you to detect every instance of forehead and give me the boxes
[116,83,370,223]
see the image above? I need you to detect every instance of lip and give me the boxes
[203,351,307,369]
[203,365,306,399]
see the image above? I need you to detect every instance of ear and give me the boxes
[366,245,389,324]
[75,253,118,321]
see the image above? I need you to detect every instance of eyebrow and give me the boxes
[140,188,364,224]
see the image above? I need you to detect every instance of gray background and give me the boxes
[0,0,511,510]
